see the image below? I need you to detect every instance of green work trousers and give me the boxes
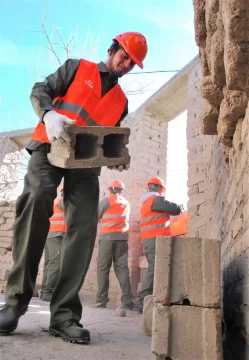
[96,240,133,306]
[134,238,156,306]
[41,235,63,296]
[6,148,99,326]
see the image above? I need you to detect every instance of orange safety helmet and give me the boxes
[147,177,166,192]
[112,32,148,69]
[108,180,125,190]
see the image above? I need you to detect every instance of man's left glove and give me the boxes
[107,164,130,172]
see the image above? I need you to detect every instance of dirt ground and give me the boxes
[0,294,155,360]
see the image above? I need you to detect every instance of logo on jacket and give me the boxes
[84,80,93,88]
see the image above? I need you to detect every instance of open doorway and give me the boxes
[166,111,188,208]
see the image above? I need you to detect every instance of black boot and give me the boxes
[133,303,143,313]
[49,320,90,343]
[0,304,28,334]
[122,302,134,310]
[40,292,52,302]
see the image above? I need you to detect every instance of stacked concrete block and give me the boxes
[151,236,223,360]
[142,295,153,337]
[137,255,148,293]
[47,125,130,169]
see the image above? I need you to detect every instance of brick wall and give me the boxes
[187,60,249,358]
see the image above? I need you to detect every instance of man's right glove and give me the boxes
[43,110,76,143]
[179,204,185,213]
[107,164,130,172]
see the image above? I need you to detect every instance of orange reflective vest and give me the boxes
[31,59,127,144]
[49,198,67,233]
[170,210,188,236]
[140,194,170,241]
[99,195,129,234]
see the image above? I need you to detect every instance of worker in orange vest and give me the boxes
[94,180,133,310]
[133,177,184,313]
[40,188,66,302]
[0,32,148,343]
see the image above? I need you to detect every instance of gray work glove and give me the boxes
[179,204,185,213]
[107,164,130,172]
[43,110,76,143]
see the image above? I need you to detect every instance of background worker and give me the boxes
[95,180,133,310]
[133,176,184,313]
[40,188,66,302]
[0,32,148,343]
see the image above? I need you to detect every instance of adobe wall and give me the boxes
[187,60,249,358]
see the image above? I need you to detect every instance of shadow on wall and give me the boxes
[222,254,249,360]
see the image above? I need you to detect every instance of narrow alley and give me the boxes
[0,294,154,360]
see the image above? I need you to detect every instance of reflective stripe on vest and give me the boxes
[31,59,127,144]
[140,195,170,240]
[99,195,130,234]
[49,198,67,233]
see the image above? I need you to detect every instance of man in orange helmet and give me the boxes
[0,32,147,343]
[94,180,133,310]
[133,177,184,313]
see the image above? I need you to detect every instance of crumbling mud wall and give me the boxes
[193,0,249,147]
[187,60,249,360]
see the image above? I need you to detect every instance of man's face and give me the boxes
[109,48,135,78]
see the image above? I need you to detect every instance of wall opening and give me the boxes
[166,111,188,208]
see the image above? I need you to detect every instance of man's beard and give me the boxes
[110,67,124,78]
[109,59,125,78]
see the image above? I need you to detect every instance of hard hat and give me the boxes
[147,177,166,192]
[108,180,125,190]
[112,32,148,69]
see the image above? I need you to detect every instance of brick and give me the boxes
[0,231,13,237]
[154,237,221,307]
[0,223,13,231]
[0,207,12,213]
[187,192,207,209]
[48,125,130,169]
[2,212,15,219]
[187,171,206,187]
[152,304,223,360]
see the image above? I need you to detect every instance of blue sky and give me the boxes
[0,0,197,131]
[1,0,197,205]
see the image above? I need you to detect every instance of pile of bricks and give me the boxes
[151,236,223,360]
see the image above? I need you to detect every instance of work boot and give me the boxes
[0,304,28,334]
[49,320,90,343]
[133,304,143,313]
[122,302,134,310]
[40,293,52,302]
[93,303,106,308]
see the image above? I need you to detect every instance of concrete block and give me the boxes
[47,125,130,168]
[142,295,153,336]
[154,236,221,307]
[152,303,223,360]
